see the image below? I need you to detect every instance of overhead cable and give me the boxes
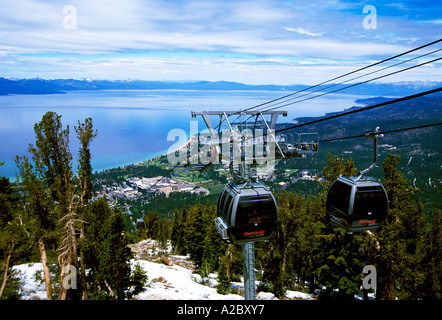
[274,87,442,134]
[246,38,442,112]
[318,122,442,143]
[214,39,442,130]
[261,56,442,113]
[258,48,442,112]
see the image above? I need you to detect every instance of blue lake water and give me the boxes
[0,89,368,180]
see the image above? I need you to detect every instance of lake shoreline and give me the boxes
[0,89,375,180]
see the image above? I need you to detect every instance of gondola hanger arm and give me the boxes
[359,127,384,176]
[260,112,285,158]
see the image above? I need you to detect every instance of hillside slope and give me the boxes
[276,94,441,207]
[12,239,315,300]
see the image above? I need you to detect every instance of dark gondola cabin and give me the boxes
[326,176,388,233]
[215,181,278,243]
[136,218,145,229]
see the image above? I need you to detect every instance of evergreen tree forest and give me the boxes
[0,112,146,300]
[168,153,442,300]
[1,111,441,301]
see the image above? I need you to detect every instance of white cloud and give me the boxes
[6,44,441,86]
[384,3,409,11]
[424,19,442,24]
[0,0,439,84]
[284,27,322,37]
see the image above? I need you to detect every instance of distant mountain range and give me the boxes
[1,77,441,96]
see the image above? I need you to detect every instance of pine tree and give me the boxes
[376,154,427,299]
[15,112,97,299]
[74,118,97,206]
[153,218,170,250]
[262,190,303,298]
[200,233,213,278]
[185,202,205,268]
[83,197,146,299]
[201,201,225,275]
[316,230,362,300]
[15,154,56,299]
[315,153,361,299]
[0,167,28,299]
[296,195,326,293]
[381,154,419,213]
[178,204,190,254]
[217,254,230,295]
[420,209,442,299]
[74,118,97,299]
[322,153,358,186]
[171,207,184,254]
[143,210,159,239]
[15,112,75,299]
[224,243,242,282]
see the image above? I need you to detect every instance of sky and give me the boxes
[0,0,441,85]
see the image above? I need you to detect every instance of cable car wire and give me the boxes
[273,87,442,135]
[256,48,442,113]
[150,89,441,186]
[244,38,442,113]
[238,48,441,126]
[379,122,442,135]
[258,56,442,114]
[317,122,442,143]
[146,41,442,187]
[212,39,442,131]
[237,52,440,126]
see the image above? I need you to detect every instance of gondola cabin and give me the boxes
[215,181,278,243]
[136,218,145,229]
[326,176,388,233]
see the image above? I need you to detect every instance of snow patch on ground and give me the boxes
[12,239,315,300]
[12,263,47,300]
[132,259,243,300]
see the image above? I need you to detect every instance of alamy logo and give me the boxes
[362,265,377,290]
[61,265,77,290]
[362,5,377,30]
[63,5,77,30]
[166,121,276,169]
